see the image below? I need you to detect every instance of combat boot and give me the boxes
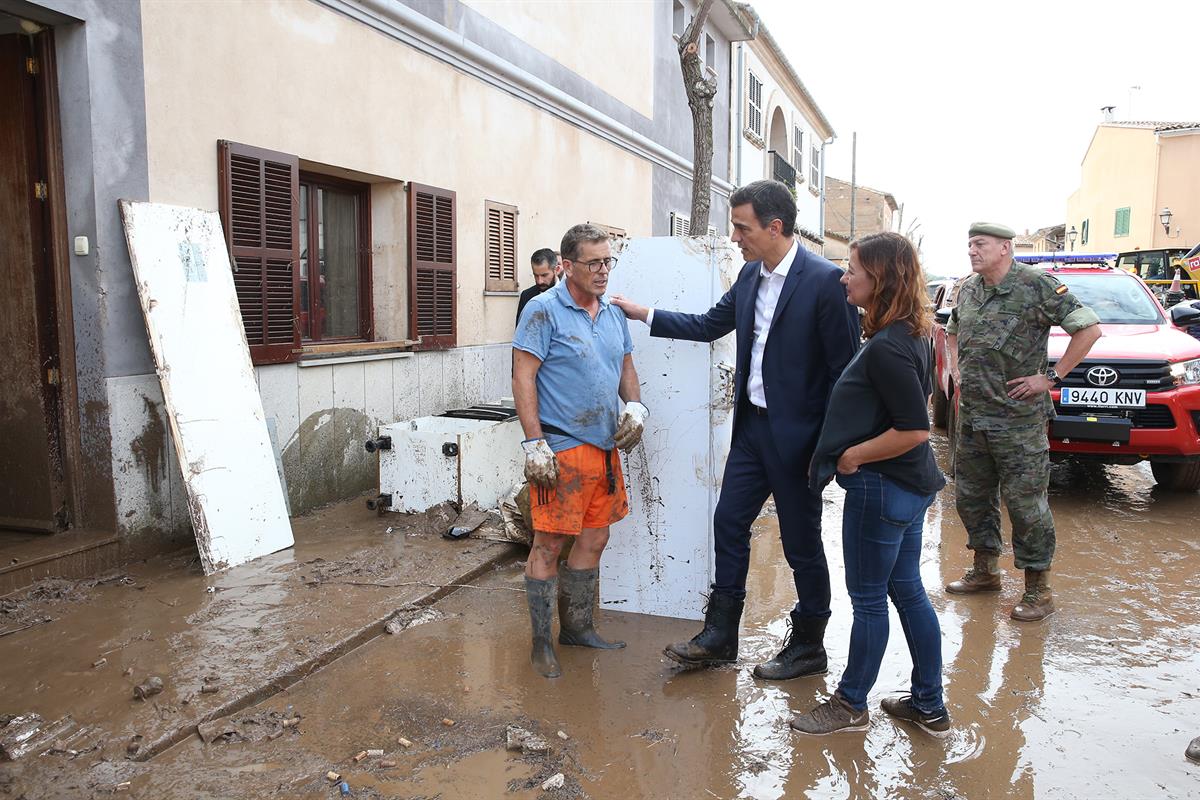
[664,590,744,666]
[558,564,625,649]
[945,551,1002,594]
[525,576,562,678]
[753,611,828,680]
[1010,569,1055,621]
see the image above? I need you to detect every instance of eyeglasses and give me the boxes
[569,257,618,273]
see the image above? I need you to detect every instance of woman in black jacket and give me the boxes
[790,232,950,738]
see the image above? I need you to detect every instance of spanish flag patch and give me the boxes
[1055,284,1069,295]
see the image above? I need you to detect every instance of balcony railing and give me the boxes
[768,150,797,187]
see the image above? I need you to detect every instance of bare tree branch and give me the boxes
[679,0,717,234]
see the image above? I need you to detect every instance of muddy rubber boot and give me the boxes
[1010,568,1055,622]
[753,611,828,680]
[525,576,562,678]
[664,590,744,666]
[557,565,625,649]
[945,551,1003,594]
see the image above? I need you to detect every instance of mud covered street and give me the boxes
[5,432,1200,799]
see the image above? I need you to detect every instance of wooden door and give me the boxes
[0,34,67,532]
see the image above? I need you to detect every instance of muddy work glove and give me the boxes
[613,401,649,452]
[521,438,559,488]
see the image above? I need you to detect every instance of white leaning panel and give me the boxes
[119,201,294,574]
[602,236,739,620]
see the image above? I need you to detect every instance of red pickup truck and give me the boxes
[931,254,1200,490]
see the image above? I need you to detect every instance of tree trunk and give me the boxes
[679,0,717,234]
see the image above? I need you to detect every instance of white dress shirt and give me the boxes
[643,238,799,409]
[746,237,798,408]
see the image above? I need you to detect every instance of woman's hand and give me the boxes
[836,446,862,475]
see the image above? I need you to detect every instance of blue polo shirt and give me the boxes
[513,280,633,453]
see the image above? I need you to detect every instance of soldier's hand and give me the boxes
[1006,374,1054,401]
[521,439,559,488]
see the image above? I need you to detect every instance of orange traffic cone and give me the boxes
[1170,267,1183,294]
[1165,267,1185,308]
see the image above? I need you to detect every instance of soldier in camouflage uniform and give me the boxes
[945,223,1101,621]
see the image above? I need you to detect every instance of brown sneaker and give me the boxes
[1010,569,1055,622]
[946,551,1002,594]
[789,693,869,736]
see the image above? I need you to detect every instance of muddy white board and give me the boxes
[119,201,293,573]
[602,236,739,620]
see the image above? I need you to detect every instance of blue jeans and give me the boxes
[835,470,944,715]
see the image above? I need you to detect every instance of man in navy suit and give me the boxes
[611,180,860,679]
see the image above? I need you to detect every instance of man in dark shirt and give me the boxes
[515,249,560,325]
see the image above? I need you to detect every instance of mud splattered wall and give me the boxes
[107,343,513,537]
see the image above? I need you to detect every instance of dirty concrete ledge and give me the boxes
[0,495,522,785]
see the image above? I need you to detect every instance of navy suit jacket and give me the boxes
[650,244,860,473]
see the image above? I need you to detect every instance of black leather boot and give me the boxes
[525,576,562,678]
[753,611,828,680]
[664,590,744,666]
[558,564,625,649]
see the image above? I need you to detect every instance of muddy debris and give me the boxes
[506,724,552,755]
[125,734,143,757]
[542,772,565,791]
[384,606,445,635]
[132,676,164,700]
[197,710,301,745]
[444,502,491,540]
[0,714,83,761]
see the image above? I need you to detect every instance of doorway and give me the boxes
[0,28,71,534]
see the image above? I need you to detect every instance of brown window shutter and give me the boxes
[408,183,457,349]
[217,140,300,365]
[484,200,518,293]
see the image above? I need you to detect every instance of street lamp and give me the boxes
[1067,225,1078,251]
[1160,207,1180,238]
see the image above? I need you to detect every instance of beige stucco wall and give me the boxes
[1066,126,1158,254]
[1153,133,1200,248]
[458,0,655,119]
[140,0,653,348]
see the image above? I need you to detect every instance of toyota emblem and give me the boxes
[1086,366,1119,387]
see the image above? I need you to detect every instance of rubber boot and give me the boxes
[558,564,625,649]
[945,551,1003,594]
[1010,568,1055,621]
[753,611,828,680]
[664,590,744,666]
[525,576,562,678]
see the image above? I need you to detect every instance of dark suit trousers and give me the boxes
[713,406,831,618]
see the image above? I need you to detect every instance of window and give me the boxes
[670,212,716,237]
[408,183,457,349]
[672,0,685,37]
[705,34,715,71]
[298,175,371,342]
[809,141,820,187]
[589,221,627,240]
[218,140,301,365]
[746,70,763,140]
[484,201,518,292]
[792,124,804,180]
[1114,206,1131,237]
[1082,218,1090,245]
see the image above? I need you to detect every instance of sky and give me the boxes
[751,0,1200,276]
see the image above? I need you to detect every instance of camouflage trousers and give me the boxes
[954,422,1055,570]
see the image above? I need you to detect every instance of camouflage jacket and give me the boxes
[947,261,1099,430]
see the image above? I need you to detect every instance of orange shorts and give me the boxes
[529,444,629,535]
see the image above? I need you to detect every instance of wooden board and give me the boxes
[119,201,293,573]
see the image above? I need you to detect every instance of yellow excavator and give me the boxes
[1117,244,1200,303]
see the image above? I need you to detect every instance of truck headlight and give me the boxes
[1170,359,1200,385]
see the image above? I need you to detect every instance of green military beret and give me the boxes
[968,221,1016,240]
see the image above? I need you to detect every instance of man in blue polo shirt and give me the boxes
[512,223,648,678]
